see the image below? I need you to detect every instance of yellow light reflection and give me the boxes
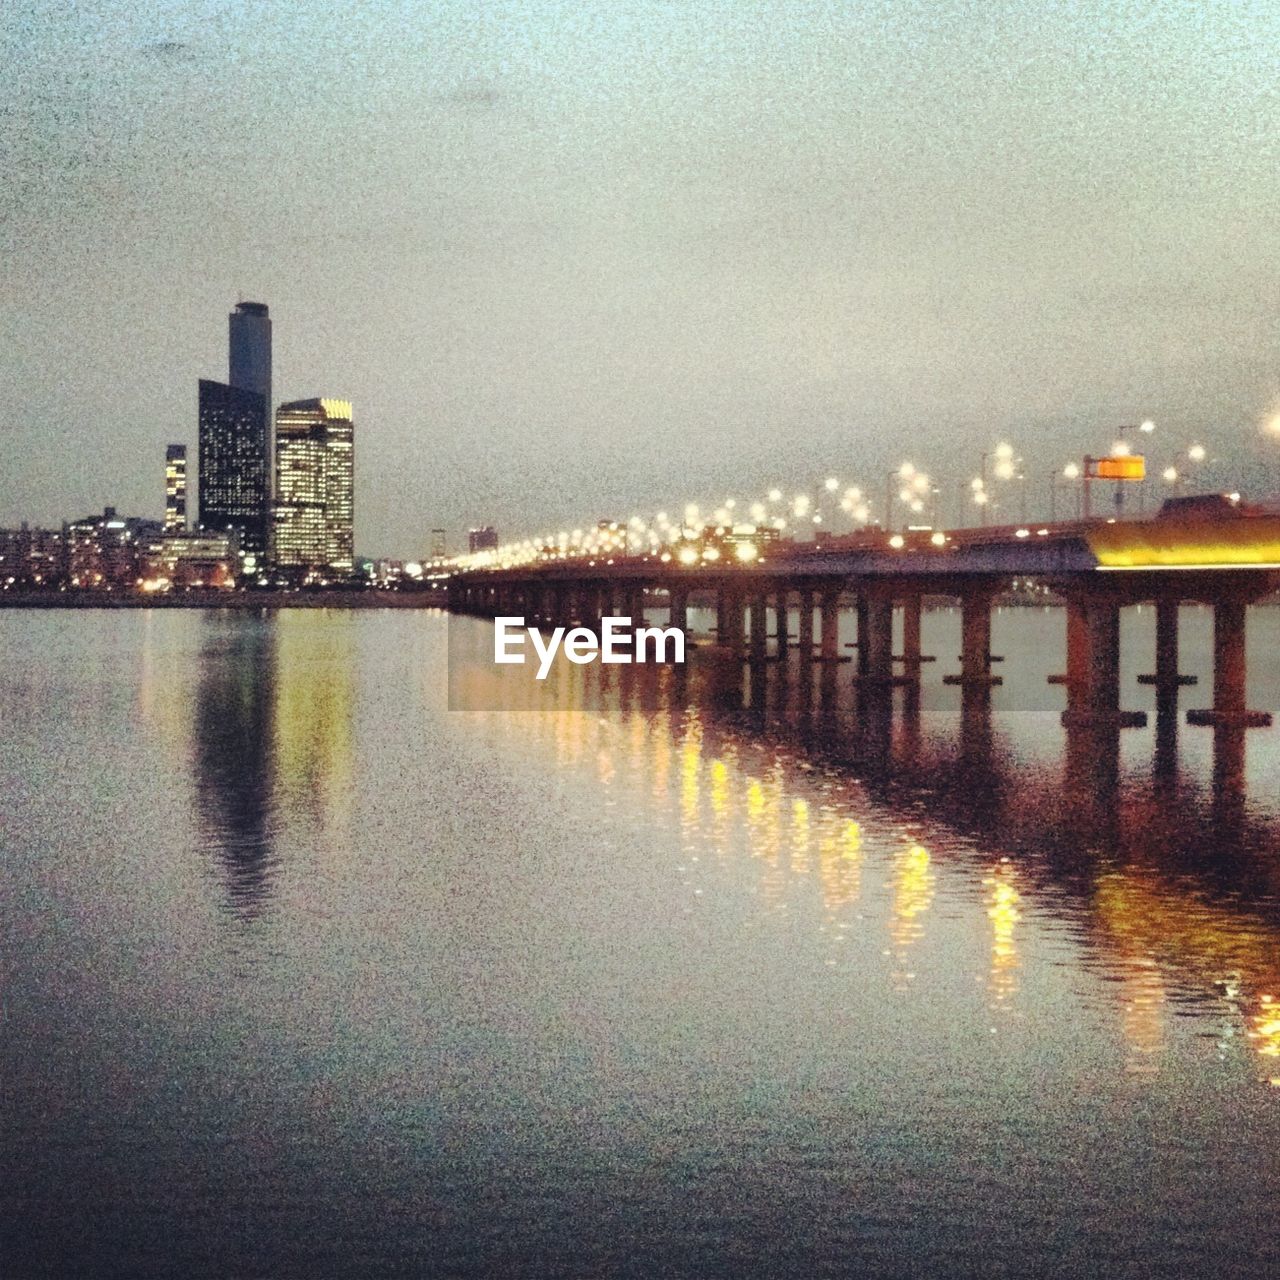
[890,844,935,974]
[984,860,1021,1006]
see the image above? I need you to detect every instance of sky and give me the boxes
[4,0,1280,555]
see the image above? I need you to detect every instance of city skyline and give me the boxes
[6,2,1280,556]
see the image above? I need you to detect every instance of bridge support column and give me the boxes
[1188,599,1272,728]
[774,591,789,653]
[1138,600,1197,693]
[943,587,1003,687]
[857,592,895,685]
[902,594,922,673]
[797,589,814,660]
[1060,594,1146,728]
[719,587,745,658]
[588,583,607,633]
[749,590,769,662]
[817,589,845,662]
[668,587,688,635]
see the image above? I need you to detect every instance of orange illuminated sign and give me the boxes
[1091,455,1146,482]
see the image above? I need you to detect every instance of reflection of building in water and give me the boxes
[192,616,277,920]
[272,614,355,831]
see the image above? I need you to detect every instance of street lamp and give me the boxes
[1111,420,1155,515]
[1051,461,1083,521]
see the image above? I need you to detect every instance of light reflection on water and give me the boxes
[2,607,1279,1278]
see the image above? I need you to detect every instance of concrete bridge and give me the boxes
[449,514,1280,732]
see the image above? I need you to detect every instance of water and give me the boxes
[2,606,1278,1278]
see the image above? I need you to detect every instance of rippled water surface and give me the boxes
[3,607,1279,1278]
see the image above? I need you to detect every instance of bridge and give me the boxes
[448,512,1280,733]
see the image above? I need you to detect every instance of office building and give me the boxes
[64,508,163,589]
[272,398,355,581]
[0,524,65,588]
[229,301,271,407]
[197,301,273,568]
[198,379,270,559]
[153,530,238,590]
[165,444,188,533]
[469,527,499,554]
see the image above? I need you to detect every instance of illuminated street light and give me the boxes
[1063,462,1080,480]
[1188,444,1206,463]
[824,477,839,492]
[734,541,759,562]
[1162,466,1179,483]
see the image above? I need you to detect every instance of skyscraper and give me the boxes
[164,444,188,533]
[198,301,273,566]
[272,399,354,581]
[198,380,270,557]
[229,301,271,408]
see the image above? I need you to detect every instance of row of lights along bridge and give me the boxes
[462,421,1244,572]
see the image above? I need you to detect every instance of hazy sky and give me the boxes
[5,0,1280,553]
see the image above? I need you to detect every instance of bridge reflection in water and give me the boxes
[448,613,1280,1087]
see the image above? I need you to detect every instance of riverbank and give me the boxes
[0,589,446,609]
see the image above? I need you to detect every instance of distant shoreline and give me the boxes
[0,590,446,610]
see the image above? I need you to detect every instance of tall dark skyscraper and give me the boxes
[229,301,271,409]
[198,301,273,565]
[198,381,269,555]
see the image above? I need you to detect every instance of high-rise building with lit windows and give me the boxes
[165,444,188,533]
[198,379,270,556]
[197,301,273,565]
[272,398,354,580]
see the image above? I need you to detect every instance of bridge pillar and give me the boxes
[668,587,688,635]
[1188,599,1273,728]
[1138,599,1197,693]
[716,586,745,656]
[774,590,789,653]
[749,590,769,662]
[1060,594,1147,728]
[943,587,1003,687]
[797,589,814,659]
[857,592,895,684]
[584,582,605,632]
[817,588,844,662]
[901,594,922,675]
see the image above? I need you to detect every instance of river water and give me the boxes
[3,606,1278,1277]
